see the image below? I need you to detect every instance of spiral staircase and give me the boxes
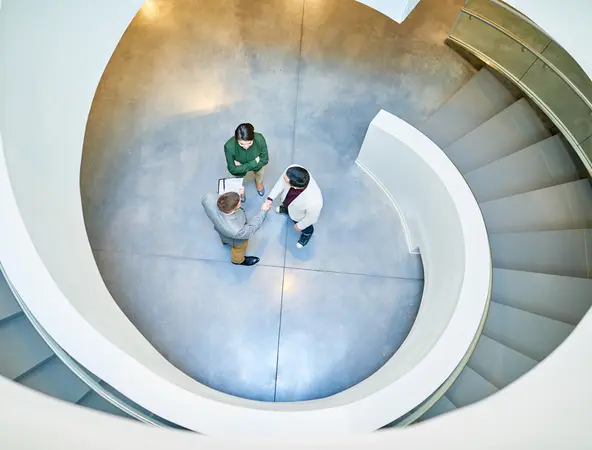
[416,68,592,419]
[1,0,592,447]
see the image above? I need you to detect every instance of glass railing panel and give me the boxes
[451,13,537,78]
[521,59,592,143]
[540,41,592,107]
[464,0,551,52]
[582,135,592,162]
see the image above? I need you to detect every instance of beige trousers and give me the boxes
[230,240,249,264]
[253,166,265,184]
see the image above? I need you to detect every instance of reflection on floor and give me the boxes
[81,0,471,401]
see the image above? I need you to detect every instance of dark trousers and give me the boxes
[300,224,314,236]
[292,219,313,237]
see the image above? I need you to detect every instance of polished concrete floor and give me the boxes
[81,0,473,401]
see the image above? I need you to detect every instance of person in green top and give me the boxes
[224,123,269,202]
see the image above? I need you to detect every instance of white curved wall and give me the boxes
[0,0,491,435]
[356,110,490,387]
[1,0,591,443]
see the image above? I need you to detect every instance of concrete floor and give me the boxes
[81,0,473,402]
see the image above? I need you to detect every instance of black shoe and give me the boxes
[233,256,260,266]
[276,205,288,215]
[296,233,312,248]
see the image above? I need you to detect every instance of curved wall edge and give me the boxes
[0,0,591,444]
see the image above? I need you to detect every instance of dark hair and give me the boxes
[286,166,310,189]
[235,123,255,142]
[217,192,241,213]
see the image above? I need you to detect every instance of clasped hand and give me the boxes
[234,156,260,167]
[261,199,272,212]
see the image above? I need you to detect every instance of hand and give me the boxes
[255,156,260,164]
[294,224,301,232]
[239,187,245,197]
[261,200,271,212]
[234,160,241,166]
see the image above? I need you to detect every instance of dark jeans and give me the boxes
[293,219,313,237]
[300,224,314,236]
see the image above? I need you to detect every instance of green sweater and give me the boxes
[224,132,269,177]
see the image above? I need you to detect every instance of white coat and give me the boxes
[268,165,323,230]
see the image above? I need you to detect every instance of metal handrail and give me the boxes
[0,262,177,429]
[461,7,592,113]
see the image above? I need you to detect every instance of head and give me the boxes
[217,192,241,214]
[235,123,255,150]
[284,166,310,190]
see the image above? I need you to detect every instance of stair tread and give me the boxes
[480,179,592,233]
[468,335,537,389]
[490,229,592,278]
[420,395,456,420]
[0,275,21,322]
[492,268,592,324]
[0,315,53,379]
[484,301,574,361]
[464,135,578,202]
[78,392,131,418]
[445,98,551,173]
[19,356,91,404]
[446,366,498,408]
[419,69,515,148]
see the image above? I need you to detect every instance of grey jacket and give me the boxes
[201,193,267,246]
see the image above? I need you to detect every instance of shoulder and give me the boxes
[254,132,266,144]
[224,137,236,151]
[201,192,218,209]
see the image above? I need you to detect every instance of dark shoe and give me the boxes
[256,182,265,196]
[233,256,260,266]
[276,205,288,215]
[296,233,312,249]
[241,194,246,203]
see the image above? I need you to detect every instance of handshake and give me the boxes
[261,198,273,212]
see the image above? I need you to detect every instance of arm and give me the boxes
[224,142,248,176]
[296,205,322,231]
[267,173,287,202]
[255,134,269,171]
[232,210,268,240]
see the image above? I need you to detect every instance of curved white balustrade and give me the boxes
[355,110,491,401]
[0,0,591,445]
[0,0,491,435]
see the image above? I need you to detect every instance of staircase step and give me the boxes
[446,366,498,408]
[492,269,592,324]
[18,356,91,403]
[464,135,579,202]
[420,69,515,148]
[0,315,53,379]
[445,98,550,173]
[468,335,537,389]
[0,275,21,322]
[77,391,131,419]
[420,395,456,420]
[480,180,592,233]
[490,230,592,278]
[484,301,574,361]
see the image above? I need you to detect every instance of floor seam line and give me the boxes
[93,247,424,280]
[273,265,287,402]
[288,0,306,165]
[281,265,424,281]
[92,248,287,269]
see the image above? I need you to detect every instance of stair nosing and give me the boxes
[0,310,24,327]
[13,353,57,383]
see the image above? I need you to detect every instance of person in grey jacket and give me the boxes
[202,191,270,266]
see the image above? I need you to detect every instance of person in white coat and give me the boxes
[264,165,323,248]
